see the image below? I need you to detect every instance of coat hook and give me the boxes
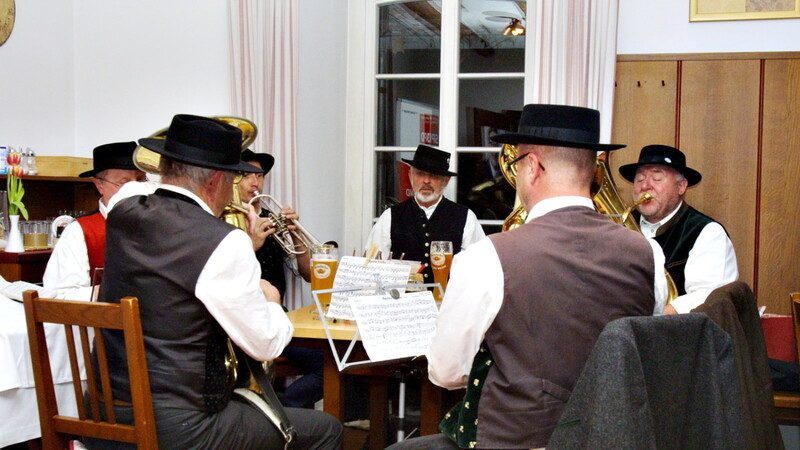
[637,81,641,87]
[661,80,665,86]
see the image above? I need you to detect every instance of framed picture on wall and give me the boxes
[690,0,800,21]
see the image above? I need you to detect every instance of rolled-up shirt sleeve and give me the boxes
[195,228,294,362]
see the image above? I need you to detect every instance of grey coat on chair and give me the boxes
[547,314,746,449]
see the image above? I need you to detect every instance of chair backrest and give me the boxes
[23,290,157,449]
[791,292,800,363]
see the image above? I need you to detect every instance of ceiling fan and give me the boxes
[483,11,526,36]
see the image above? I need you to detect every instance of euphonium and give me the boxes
[498,145,679,302]
[249,192,322,255]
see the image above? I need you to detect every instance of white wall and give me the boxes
[0,1,75,156]
[73,1,231,153]
[617,0,800,54]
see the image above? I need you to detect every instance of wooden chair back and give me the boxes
[791,292,800,363]
[23,290,157,449]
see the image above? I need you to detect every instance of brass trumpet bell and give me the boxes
[133,116,258,174]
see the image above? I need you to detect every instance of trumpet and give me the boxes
[249,192,321,255]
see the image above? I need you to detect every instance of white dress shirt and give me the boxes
[42,200,109,301]
[427,196,668,389]
[640,201,739,314]
[115,183,293,362]
[364,196,486,257]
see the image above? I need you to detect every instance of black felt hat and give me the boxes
[79,142,140,177]
[138,114,260,173]
[401,145,457,177]
[241,149,275,175]
[619,145,702,187]
[491,104,625,151]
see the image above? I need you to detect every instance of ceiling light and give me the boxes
[502,18,525,36]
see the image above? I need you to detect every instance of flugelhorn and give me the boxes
[249,192,321,255]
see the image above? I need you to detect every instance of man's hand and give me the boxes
[259,279,281,304]
[663,304,678,315]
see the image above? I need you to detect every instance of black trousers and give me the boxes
[84,397,342,450]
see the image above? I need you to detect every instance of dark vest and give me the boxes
[255,208,288,297]
[452,207,655,449]
[76,210,106,281]
[635,203,719,295]
[99,189,236,413]
[389,197,468,281]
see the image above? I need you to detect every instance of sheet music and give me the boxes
[325,256,414,320]
[349,290,438,362]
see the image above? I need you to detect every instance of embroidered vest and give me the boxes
[76,211,106,281]
[99,189,235,413]
[634,203,721,295]
[390,198,467,281]
[441,207,655,449]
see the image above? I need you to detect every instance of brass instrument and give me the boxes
[498,144,679,302]
[249,191,322,255]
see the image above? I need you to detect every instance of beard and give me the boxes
[415,190,441,205]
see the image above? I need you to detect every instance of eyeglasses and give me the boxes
[96,176,147,188]
[505,152,545,173]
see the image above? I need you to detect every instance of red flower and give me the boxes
[9,165,24,177]
[6,152,21,166]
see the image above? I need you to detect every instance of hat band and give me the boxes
[518,125,598,144]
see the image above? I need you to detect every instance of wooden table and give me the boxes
[0,249,52,283]
[286,305,446,448]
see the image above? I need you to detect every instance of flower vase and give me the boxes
[5,215,24,253]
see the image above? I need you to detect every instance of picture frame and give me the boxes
[690,0,800,21]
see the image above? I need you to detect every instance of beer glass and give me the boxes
[430,240,453,301]
[310,244,339,306]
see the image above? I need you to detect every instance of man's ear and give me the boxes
[677,177,688,196]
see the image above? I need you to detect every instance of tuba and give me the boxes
[498,145,679,301]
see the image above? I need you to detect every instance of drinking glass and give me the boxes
[310,244,339,306]
[430,240,453,301]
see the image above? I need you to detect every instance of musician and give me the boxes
[389,104,668,449]
[619,145,738,314]
[43,142,145,300]
[364,144,485,280]
[95,114,341,448]
[239,149,323,410]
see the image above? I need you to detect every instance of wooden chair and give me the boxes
[791,292,800,361]
[23,290,157,449]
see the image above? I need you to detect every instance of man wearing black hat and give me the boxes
[619,145,738,314]
[364,144,485,281]
[389,105,667,450]
[95,115,341,448]
[238,149,324,410]
[43,142,145,300]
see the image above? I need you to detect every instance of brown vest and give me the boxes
[479,206,655,448]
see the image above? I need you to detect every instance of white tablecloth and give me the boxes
[0,295,86,447]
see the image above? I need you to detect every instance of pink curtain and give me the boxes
[528,0,620,141]
[228,0,303,310]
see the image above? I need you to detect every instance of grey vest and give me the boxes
[480,206,656,448]
[99,189,235,413]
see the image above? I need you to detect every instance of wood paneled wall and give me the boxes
[611,53,800,315]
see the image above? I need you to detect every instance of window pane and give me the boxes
[456,151,517,222]
[378,1,442,74]
[375,151,416,217]
[377,79,440,147]
[459,0,526,73]
[458,78,524,147]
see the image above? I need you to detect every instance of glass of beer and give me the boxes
[430,241,453,301]
[310,244,339,307]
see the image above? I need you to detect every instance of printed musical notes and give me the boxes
[349,291,439,362]
[325,256,415,320]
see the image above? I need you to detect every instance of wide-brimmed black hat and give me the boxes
[401,145,457,177]
[79,142,140,178]
[138,114,260,173]
[241,149,275,175]
[491,104,625,151]
[619,145,702,187]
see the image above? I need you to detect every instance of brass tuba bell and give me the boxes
[498,144,679,302]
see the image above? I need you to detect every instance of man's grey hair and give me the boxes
[160,157,237,191]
